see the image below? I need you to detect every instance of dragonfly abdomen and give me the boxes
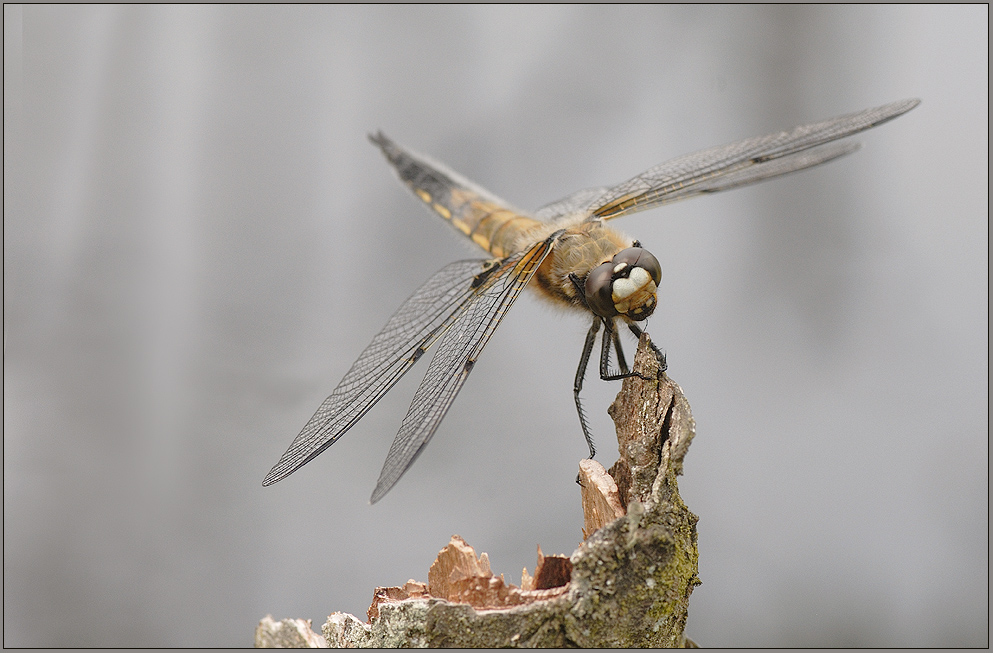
[371,132,544,258]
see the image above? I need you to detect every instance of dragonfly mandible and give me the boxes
[263,98,920,503]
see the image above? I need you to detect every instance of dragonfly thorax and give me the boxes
[584,247,662,321]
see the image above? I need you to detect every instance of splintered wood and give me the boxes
[366,580,428,622]
[367,535,571,618]
[530,545,573,590]
[427,534,492,599]
[579,458,627,539]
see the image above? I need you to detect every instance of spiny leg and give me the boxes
[573,317,600,458]
[599,319,643,382]
[612,327,629,375]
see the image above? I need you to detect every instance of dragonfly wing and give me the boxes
[369,236,556,503]
[534,186,610,221]
[681,140,861,196]
[590,98,920,220]
[263,258,495,487]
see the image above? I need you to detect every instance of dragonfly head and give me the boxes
[585,247,662,321]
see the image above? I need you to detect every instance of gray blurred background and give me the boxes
[4,5,987,647]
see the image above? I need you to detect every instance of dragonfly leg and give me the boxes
[599,320,644,381]
[627,322,668,373]
[612,328,629,375]
[574,318,600,458]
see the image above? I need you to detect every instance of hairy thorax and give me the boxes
[523,217,634,313]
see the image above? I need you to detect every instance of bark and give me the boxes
[256,334,700,648]
[255,616,327,648]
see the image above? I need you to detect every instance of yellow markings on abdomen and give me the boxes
[406,183,541,258]
[411,187,470,234]
[469,209,519,255]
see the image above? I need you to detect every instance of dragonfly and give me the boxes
[263,98,920,503]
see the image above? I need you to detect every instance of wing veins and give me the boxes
[590,98,919,220]
[262,259,493,486]
[369,238,555,502]
[638,140,863,205]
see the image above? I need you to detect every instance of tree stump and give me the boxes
[256,334,700,648]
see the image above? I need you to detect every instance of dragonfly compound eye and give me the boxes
[585,261,619,318]
[611,247,662,286]
[584,247,662,321]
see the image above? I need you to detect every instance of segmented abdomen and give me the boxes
[371,132,542,258]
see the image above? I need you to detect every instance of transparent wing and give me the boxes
[369,236,556,503]
[534,186,610,221]
[589,98,920,220]
[263,258,497,487]
[683,140,861,195]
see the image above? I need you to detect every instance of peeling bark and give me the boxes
[257,335,700,648]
